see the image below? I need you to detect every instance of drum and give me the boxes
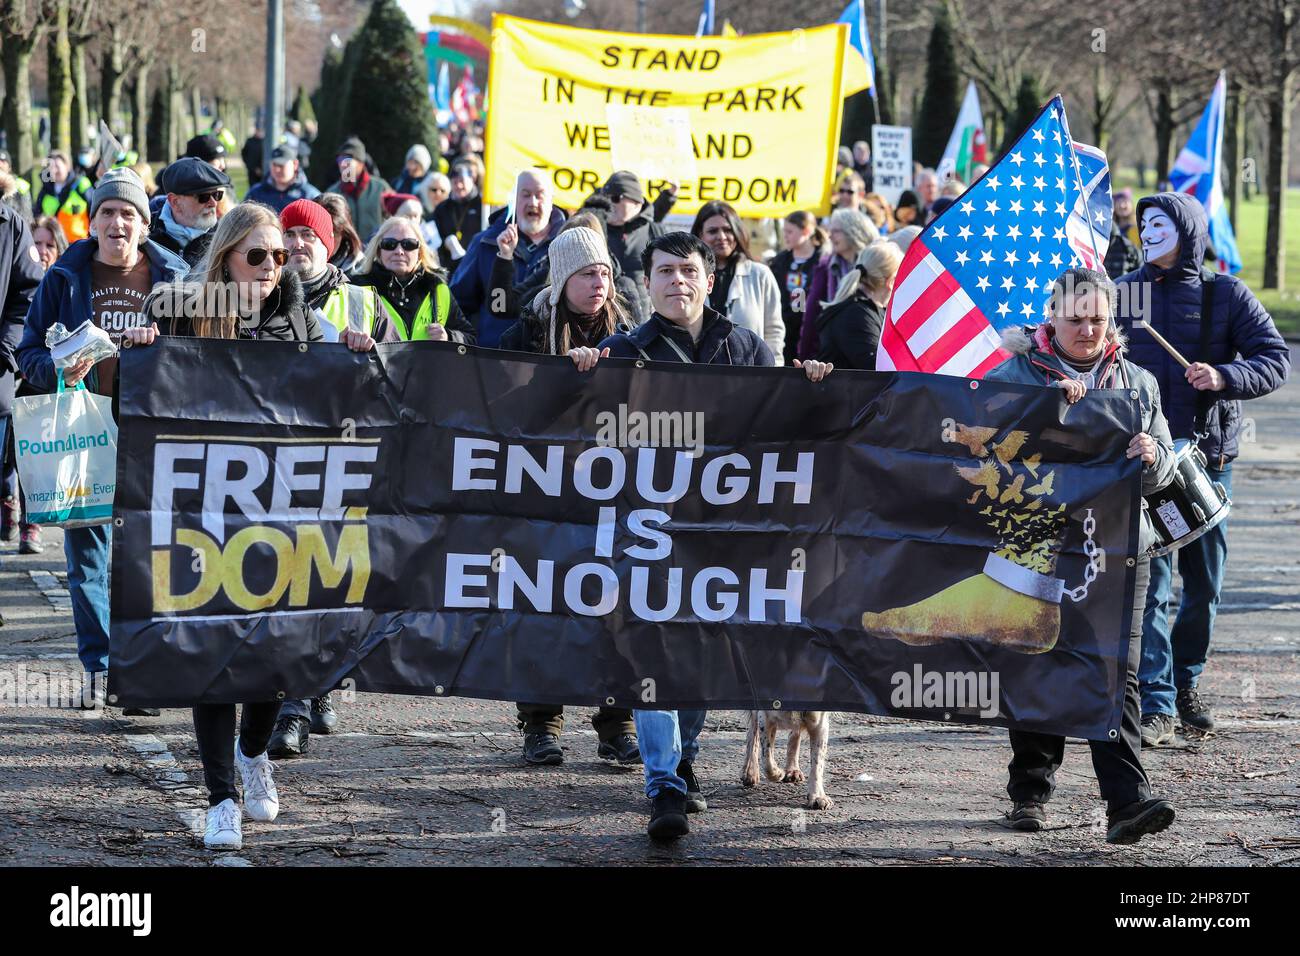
[1143,439,1231,558]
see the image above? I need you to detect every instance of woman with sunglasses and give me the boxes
[352,217,475,343]
[124,202,376,851]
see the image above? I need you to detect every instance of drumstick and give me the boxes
[1135,321,1191,369]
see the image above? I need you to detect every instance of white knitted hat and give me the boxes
[546,227,612,307]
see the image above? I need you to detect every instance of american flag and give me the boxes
[878,96,1110,377]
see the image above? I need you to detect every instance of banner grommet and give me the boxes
[635,360,645,368]
[435,685,445,695]
[772,699,782,709]
[275,691,286,700]
[113,516,124,527]
[1109,729,1118,739]
[943,712,951,720]
[605,696,615,706]
[457,345,467,355]
[298,343,308,353]
[1126,557,1135,567]
[969,380,979,389]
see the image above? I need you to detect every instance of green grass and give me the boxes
[1112,169,1300,338]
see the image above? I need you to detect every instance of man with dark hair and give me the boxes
[245,145,320,212]
[585,231,832,840]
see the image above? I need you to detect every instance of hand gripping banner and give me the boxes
[110,339,1144,740]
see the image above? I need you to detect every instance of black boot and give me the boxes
[1004,800,1047,831]
[597,733,641,764]
[523,732,564,765]
[677,759,706,813]
[310,693,339,735]
[647,788,689,840]
[1106,798,1175,845]
[1176,687,1216,733]
[267,715,310,758]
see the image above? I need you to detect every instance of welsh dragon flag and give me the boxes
[939,80,987,184]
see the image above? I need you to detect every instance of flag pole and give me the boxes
[1056,96,1103,268]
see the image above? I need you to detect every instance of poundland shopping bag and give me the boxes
[11,376,118,528]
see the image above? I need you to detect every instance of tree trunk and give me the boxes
[71,36,90,155]
[167,60,183,160]
[1263,81,1291,290]
[100,42,126,134]
[2,37,41,177]
[1153,81,1175,182]
[190,85,203,141]
[47,1,73,153]
[132,62,150,160]
[1225,76,1243,232]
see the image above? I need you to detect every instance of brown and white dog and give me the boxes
[741,709,833,809]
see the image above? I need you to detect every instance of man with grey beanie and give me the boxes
[15,165,186,716]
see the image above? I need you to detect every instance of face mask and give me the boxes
[1140,208,1178,263]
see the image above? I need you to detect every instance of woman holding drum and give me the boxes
[983,266,1179,844]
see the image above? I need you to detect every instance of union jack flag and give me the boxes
[878,96,1109,377]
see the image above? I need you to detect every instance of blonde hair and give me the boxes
[360,216,440,275]
[825,240,904,308]
[184,202,284,338]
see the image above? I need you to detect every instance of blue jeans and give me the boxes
[633,709,706,798]
[1140,464,1231,716]
[65,524,112,673]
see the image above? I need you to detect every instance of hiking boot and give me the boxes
[1140,712,1176,748]
[310,693,339,735]
[523,732,564,765]
[596,733,640,764]
[267,715,310,758]
[677,759,706,813]
[647,788,689,840]
[1106,798,1175,845]
[18,524,42,554]
[1176,687,1216,733]
[1005,800,1048,831]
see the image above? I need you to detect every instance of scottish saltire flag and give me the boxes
[1169,72,1242,273]
[878,96,1098,377]
[837,0,877,99]
[695,0,715,37]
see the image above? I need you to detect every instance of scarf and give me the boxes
[341,168,371,198]
[159,202,210,245]
[299,264,348,310]
[1050,337,1121,389]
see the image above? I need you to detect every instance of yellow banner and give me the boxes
[484,15,848,218]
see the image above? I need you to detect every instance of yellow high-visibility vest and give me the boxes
[380,282,450,341]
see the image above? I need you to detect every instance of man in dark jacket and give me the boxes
[450,170,564,348]
[432,160,484,266]
[601,171,666,325]
[151,157,231,267]
[325,137,391,244]
[595,231,832,841]
[0,201,44,563]
[245,144,320,212]
[1114,191,1290,744]
[16,167,187,708]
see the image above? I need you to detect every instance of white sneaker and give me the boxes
[235,737,279,822]
[204,798,243,850]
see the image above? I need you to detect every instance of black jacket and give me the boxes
[604,205,665,324]
[0,204,44,417]
[432,193,484,253]
[149,215,215,269]
[815,289,884,370]
[352,264,476,344]
[146,268,323,342]
[769,242,824,365]
[1103,220,1140,280]
[490,244,640,331]
[599,306,773,366]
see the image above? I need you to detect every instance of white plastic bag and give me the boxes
[11,373,118,528]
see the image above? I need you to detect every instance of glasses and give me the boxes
[379,238,421,252]
[837,188,857,195]
[191,190,224,204]
[233,247,289,267]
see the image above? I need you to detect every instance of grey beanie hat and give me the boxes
[91,166,151,224]
[828,208,878,252]
[546,227,612,307]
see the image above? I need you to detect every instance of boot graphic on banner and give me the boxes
[862,423,1101,654]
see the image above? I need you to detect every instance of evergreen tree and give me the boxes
[913,6,961,169]
[291,85,316,126]
[1000,74,1045,154]
[339,0,437,183]
[147,85,168,164]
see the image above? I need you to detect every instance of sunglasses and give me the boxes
[837,188,857,195]
[380,238,421,252]
[234,247,289,267]
[192,190,224,204]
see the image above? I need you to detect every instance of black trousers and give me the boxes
[515,702,635,742]
[193,702,281,807]
[1007,557,1152,812]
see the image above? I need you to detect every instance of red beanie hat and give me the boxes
[280,199,335,257]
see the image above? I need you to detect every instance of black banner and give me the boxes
[110,339,1144,740]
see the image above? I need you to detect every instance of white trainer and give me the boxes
[204,798,243,850]
[235,737,279,822]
